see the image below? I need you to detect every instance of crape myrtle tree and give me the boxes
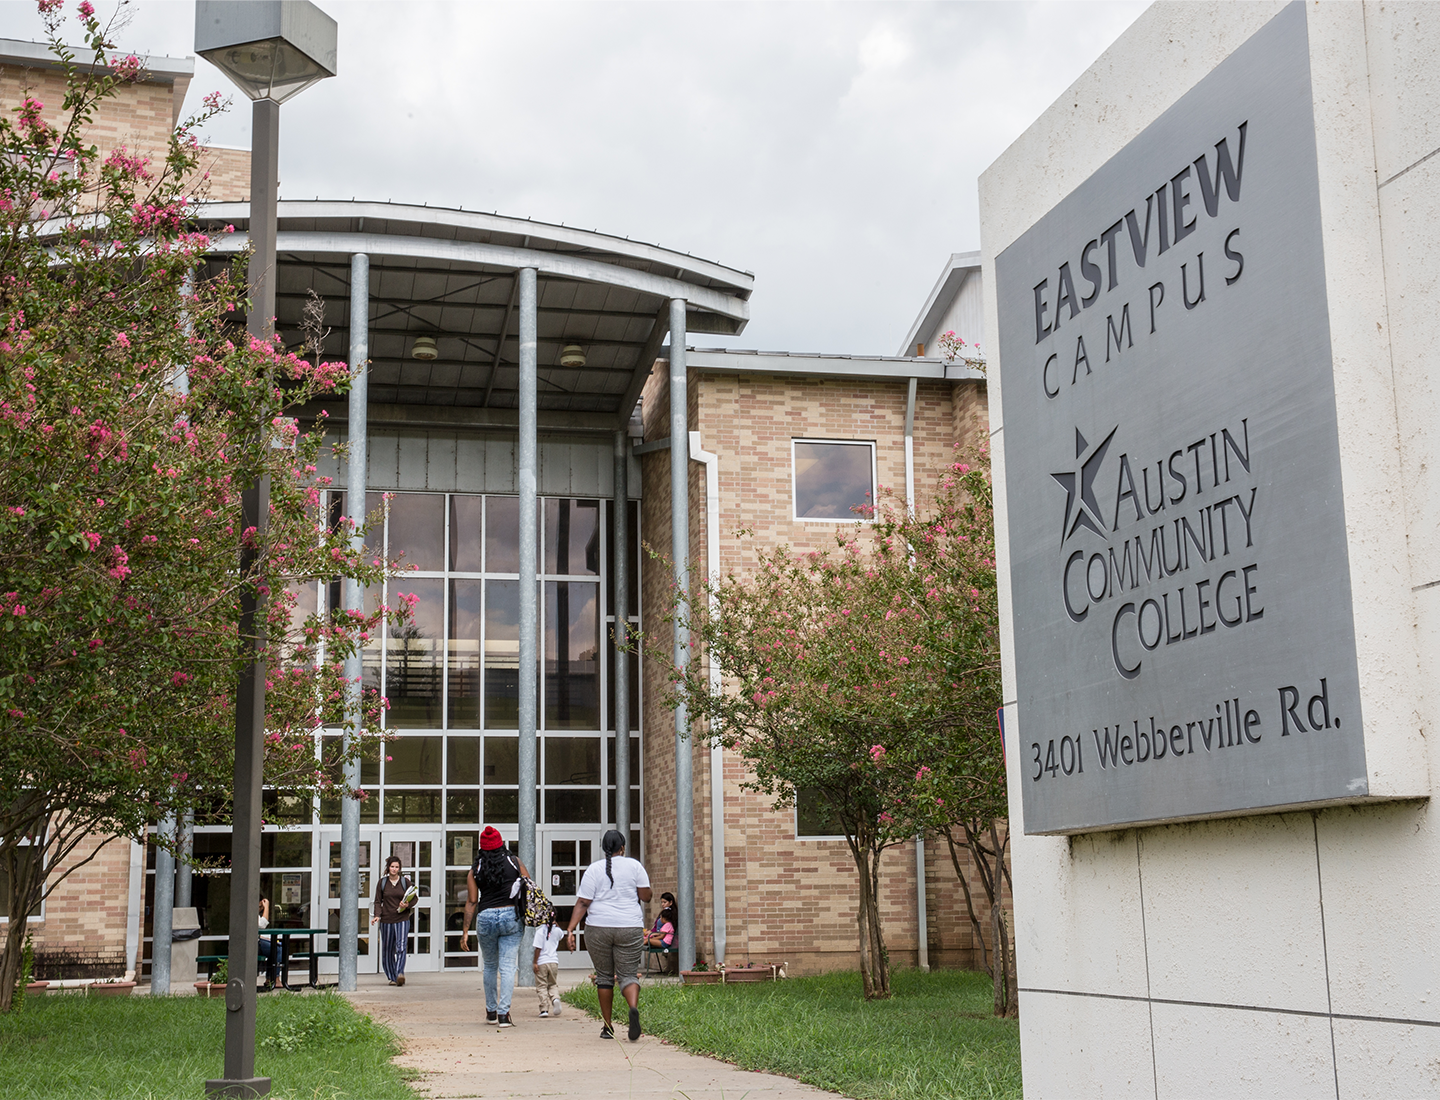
[665,444,1003,1002]
[0,4,408,1010]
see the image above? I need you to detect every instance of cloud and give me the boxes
[0,0,1147,354]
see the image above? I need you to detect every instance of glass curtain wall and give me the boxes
[148,491,641,974]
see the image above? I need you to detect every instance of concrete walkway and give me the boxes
[343,969,842,1100]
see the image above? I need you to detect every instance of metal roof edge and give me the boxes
[196,198,754,297]
[0,37,194,82]
[895,250,982,357]
[683,348,985,383]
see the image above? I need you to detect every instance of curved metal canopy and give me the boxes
[198,199,754,430]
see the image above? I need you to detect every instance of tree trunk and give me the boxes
[848,839,890,1000]
[0,831,45,1013]
[945,826,991,978]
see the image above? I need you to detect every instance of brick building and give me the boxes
[0,38,1002,984]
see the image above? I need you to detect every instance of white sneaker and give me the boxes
[539,1009,549,1018]
[551,997,563,1016]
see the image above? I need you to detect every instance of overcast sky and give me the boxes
[1,0,1148,355]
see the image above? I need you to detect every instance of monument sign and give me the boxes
[995,4,1366,834]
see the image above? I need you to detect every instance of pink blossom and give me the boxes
[869,744,886,764]
[12,605,26,617]
[6,708,23,719]
[80,531,101,551]
[915,765,932,781]
[78,1,95,17]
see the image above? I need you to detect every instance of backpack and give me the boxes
[505,857,558,928]
[514,874,557,928]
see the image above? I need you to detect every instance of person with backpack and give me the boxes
[565,829,651,1041]
[370,855,417,986]
[461,826,531,1028]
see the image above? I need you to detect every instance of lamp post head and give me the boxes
[195,0,337,104]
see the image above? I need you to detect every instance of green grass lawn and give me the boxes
[0,991,416,1100]
[563,968,1021,1100]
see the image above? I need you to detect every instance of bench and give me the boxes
[644,943,678,975]
[197,951,298,988]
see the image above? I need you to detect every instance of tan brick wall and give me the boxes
[0,64,249,205]
[198,145,253,203]
[5,832,135,969]
[638,362,1003,974]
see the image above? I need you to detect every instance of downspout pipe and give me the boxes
[613,430,630,839]
[904,377,930,973]
[688,431,724,967]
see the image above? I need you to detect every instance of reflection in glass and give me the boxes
[793,441,874,520]
[387,493,445,571]
[383,790,442,823]
[545,499,600,576]
[606,736,641,787]
[484,581,535,726]
[449,495,483,573]
[483,737,518,784]
[260,831,312,868]
[607,788,642,826]
[545,789,600,823]
[448,581,480,727]
[447,736,479,785]
[545,581,599,729]
[604,498,640,612]
[484,789,518,822]
[544,737,600,785]
[446,790,479,823]
[386,736,442,784]
[387,578,444,728]
[485,496,520,574]
[605,640,640,733]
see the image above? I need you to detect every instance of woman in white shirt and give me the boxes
[565,829,651,1040]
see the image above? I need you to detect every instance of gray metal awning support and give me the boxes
[152,814,176,993]
[669,299,695,973]
[516,266,539,989]
[614,431,630,839]
[339,251,369,992]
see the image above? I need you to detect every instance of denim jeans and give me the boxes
[475,905,522,1014]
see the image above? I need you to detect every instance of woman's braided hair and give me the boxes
[478,846,512,891]
[601,829,626,886]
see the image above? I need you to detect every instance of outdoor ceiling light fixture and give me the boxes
[411,336,439,360]
[559,344,586,368]
[195,0,338,104]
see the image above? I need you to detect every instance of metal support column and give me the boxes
[516,267,539,992]
[152,814,176,994]
[339,252,369,993]
[613,430,630,839]
[209,96,278,1100]
[669,299,695,972]
[176,811,194,909]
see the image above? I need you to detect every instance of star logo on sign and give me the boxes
[1052,426,1116,545]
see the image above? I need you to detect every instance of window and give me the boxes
[792,440,876,521]
[795,788,845,840]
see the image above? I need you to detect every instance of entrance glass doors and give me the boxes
[539,828,594,969]
[320,826,442,975]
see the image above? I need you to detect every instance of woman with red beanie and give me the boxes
[461,826,530,1027]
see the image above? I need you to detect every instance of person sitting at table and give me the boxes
[257,897,292,992]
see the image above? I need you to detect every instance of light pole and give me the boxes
[195,4,336,1097]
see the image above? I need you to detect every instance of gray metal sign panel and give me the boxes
[995,3,1365,834]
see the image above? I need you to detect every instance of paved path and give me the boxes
[344,970,841,1100]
